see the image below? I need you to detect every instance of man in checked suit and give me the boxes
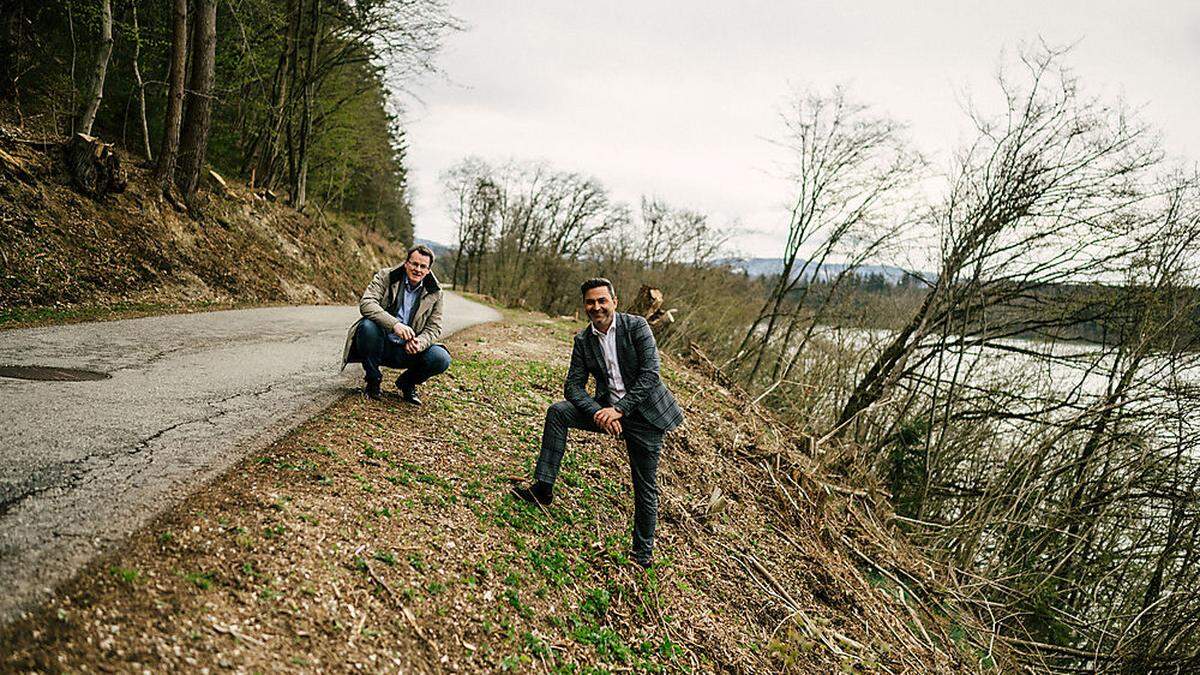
[512,278,684,569]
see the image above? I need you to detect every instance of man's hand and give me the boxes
[404,337,423,355]
[392,323,415,341]
[594,407,623,436]
[603,418,623,437]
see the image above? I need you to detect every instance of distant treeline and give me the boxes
[777,274,1200,348]
[0,0,457,240]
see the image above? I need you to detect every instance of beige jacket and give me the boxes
[341,265,444,369]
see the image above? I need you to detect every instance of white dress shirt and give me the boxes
[591,320,626,405]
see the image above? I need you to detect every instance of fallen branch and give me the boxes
[208,618,266,646]
[840,535,944,658]
[0,147,33,183]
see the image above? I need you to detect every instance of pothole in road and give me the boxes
[0,365,111,381]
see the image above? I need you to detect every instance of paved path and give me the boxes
[0,294,501,623]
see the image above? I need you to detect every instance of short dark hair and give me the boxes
[580,277,615,298]
[407,244,435,264]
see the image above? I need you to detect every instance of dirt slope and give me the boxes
[0,311,998,673]
[0,127,404,325]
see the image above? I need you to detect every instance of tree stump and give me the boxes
[628,285,676,336]
[65,132,127,198]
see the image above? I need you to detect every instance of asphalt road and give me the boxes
[0,294,501,623]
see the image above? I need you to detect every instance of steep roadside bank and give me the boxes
[0,311,999,672]
[0,128,405,328]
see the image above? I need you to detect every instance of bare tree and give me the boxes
[443,158,500,291]
[835,47,1160,430]
[818,48,1200,669]
[732,87,921,385]
[129,2,151,161]
[640,197,728,267]
[899,175,1200,667]
[441,157,629,312]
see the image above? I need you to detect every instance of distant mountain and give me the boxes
[415,241,925,286]
[719,257,925,284]
[414,237,453,258]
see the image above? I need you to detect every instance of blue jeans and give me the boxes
[354,319,451,387]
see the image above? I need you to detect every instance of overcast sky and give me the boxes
[402,0,1200,259]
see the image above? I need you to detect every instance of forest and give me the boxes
[0,0,457,241]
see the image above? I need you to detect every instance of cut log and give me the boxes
[0,146,33,183]
[628,285,676,335]
[629,285,664,317]
[65,133,126,198]
[207,168,228,193]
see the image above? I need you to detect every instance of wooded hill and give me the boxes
[0,126,404,318]
[0,0,453,240]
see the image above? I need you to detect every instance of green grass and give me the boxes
[110,566,141,584]
[184,570,216,590]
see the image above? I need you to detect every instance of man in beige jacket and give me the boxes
[341,245,449,403]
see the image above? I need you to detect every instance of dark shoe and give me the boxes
[395,378,422,405]
[510,480,553,506]
[364,381,382,400]
[633,556,653,570]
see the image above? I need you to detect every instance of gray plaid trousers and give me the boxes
[534,400,663,564]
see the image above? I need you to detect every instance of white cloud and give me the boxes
[402,0,1200,257]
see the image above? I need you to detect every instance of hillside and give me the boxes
[0,126,405,327]
[0,311,999,672]
[719,258,924,285]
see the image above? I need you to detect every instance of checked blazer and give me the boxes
[565,312,684,433]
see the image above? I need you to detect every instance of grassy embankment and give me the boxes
[0,128,404,330]
[0,310,992,673]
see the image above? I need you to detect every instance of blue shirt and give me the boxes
[388,280,423,343]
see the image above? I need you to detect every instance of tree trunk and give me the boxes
[0,4,24,100]
[76,0,113,136]
[130,4,152,161]
[242,0,299,187]
[293,0,321,209]
[155,0,188,186]
[176,0,218,200]
[836,282,942,428]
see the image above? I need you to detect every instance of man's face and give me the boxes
[404,252,432,285]
[583,286,617,329]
